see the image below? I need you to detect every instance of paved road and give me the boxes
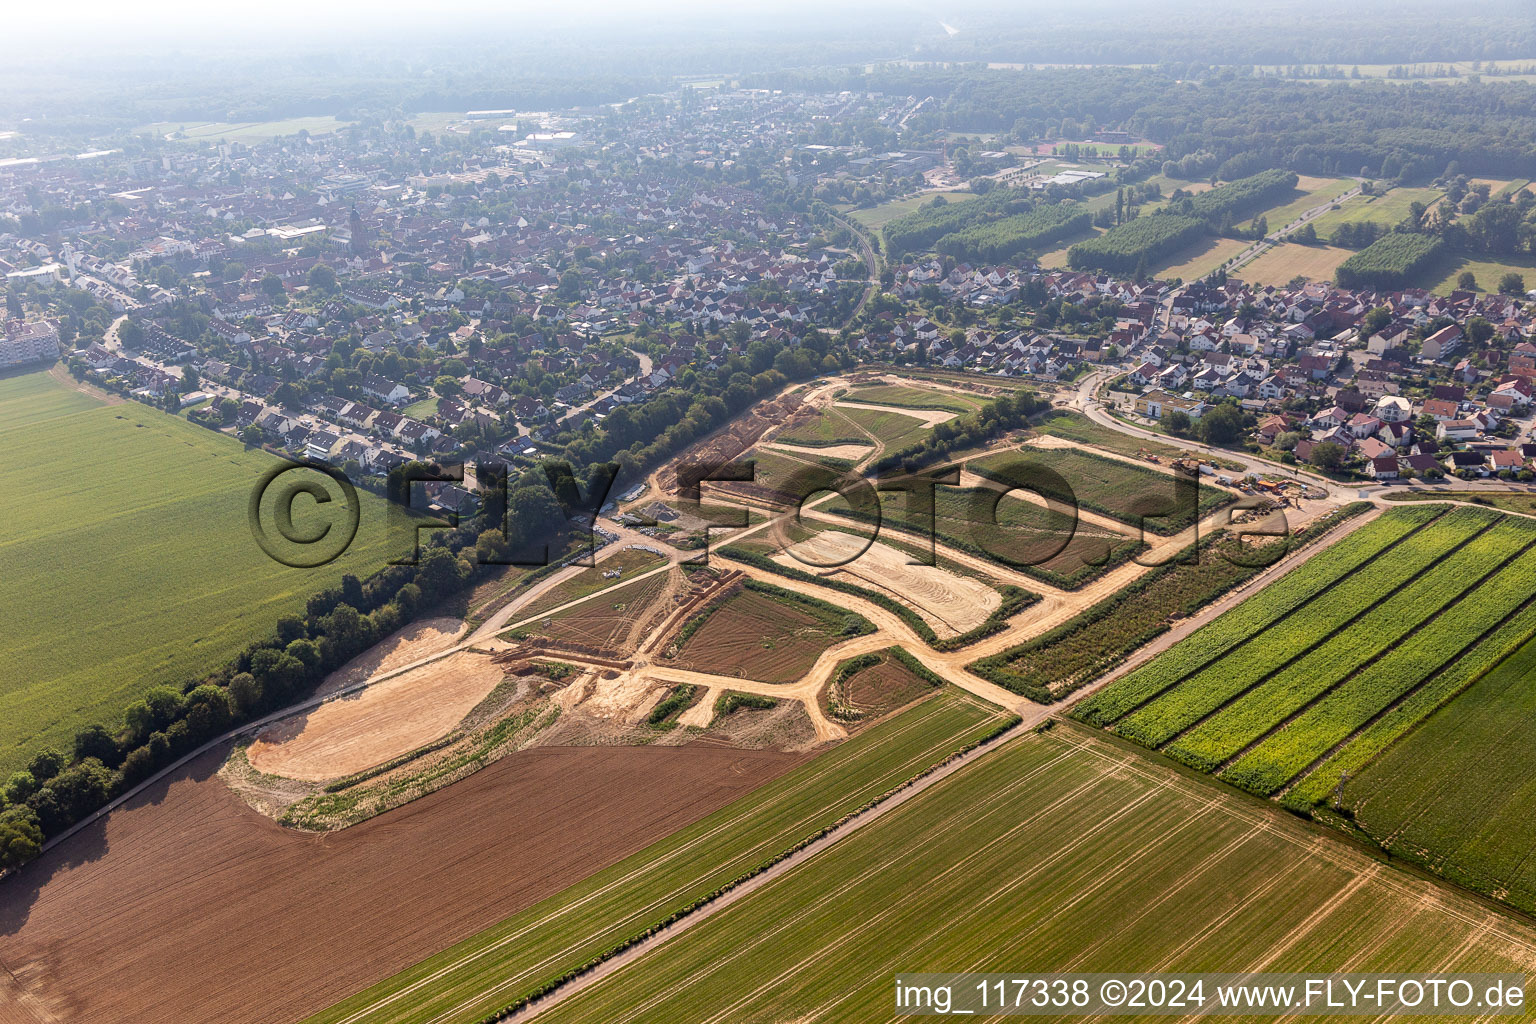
[1226,180,1364,276]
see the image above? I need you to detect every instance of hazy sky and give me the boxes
[11,0,932,40]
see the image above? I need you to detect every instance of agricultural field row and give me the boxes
[1337,633,1536,912]
[1109,506,1495,750]
[529,728,1536,1024]
[1160,513,1535,774]
[1073,503,1446,725]
[303,689,1016,1024]
[1281,597,1536,813]
[1221,519,1536,794]
[973,505,1370,702]
[1073,502,1536,913]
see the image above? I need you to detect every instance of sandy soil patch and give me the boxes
[313,616,465,697]
[0,744,800,1024]
[247,651,506,781]
[775,530,1001,635]
[764,441,874,461]
[832,401,956,427]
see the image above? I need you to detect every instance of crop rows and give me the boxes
[304,691,1012,1024]
[1337,636,1536,911]
[1281,598,1536,812]
[1113,507,1494,749]
[977,503,1372,703]
[525,731,1533,1024]
[1072,504,1444,727]
[1161,513,1530,773]
[1224,521,1536,794]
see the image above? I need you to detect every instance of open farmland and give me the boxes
[1234,241,1356,286]
[1414,250,1536,296]
[0,741,804,1024]
[300,689,1013,1024]
[1308,186,1444,237]
[971,510,1366,702]
[1336,634,1536,912]
[140,116,354,142]
[529,727,1536,1024]
[0,371,403,776]
[1074,503,1536,910]
[515,568,674,655]
[668,583,867,683]
[1148,234,1249,281]
[846,191,976,235]
[1251,175,1356,230]
[968,445,1234,535]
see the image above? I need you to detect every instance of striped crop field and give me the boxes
[526,727,1536,1024]
[1072,503,1536,911]
[302,689,1014,1024]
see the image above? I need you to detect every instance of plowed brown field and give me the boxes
[0,743,798,1024]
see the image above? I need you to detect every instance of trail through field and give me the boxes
[763,441,874,460]
[832,401,956,427]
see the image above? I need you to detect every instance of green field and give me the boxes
[1308,186,1444,237]
[529,726,1536,1024]
[772,405,872,449]
[1342,633,1536,912]
[1255,175,1356,230]
[1385,489,1536,515]
[839,383,984,414]
[0,371,404,775]
[834,403,933,450]
[968,445,1233,535]
[401,396,439,420]
[303,688,1015,1024]
[1413,250,1536,296]
[140,116,355,143]
[1074,503,1536,912]
[846,192,976,234]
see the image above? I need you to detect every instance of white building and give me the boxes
[1,320,59,369]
